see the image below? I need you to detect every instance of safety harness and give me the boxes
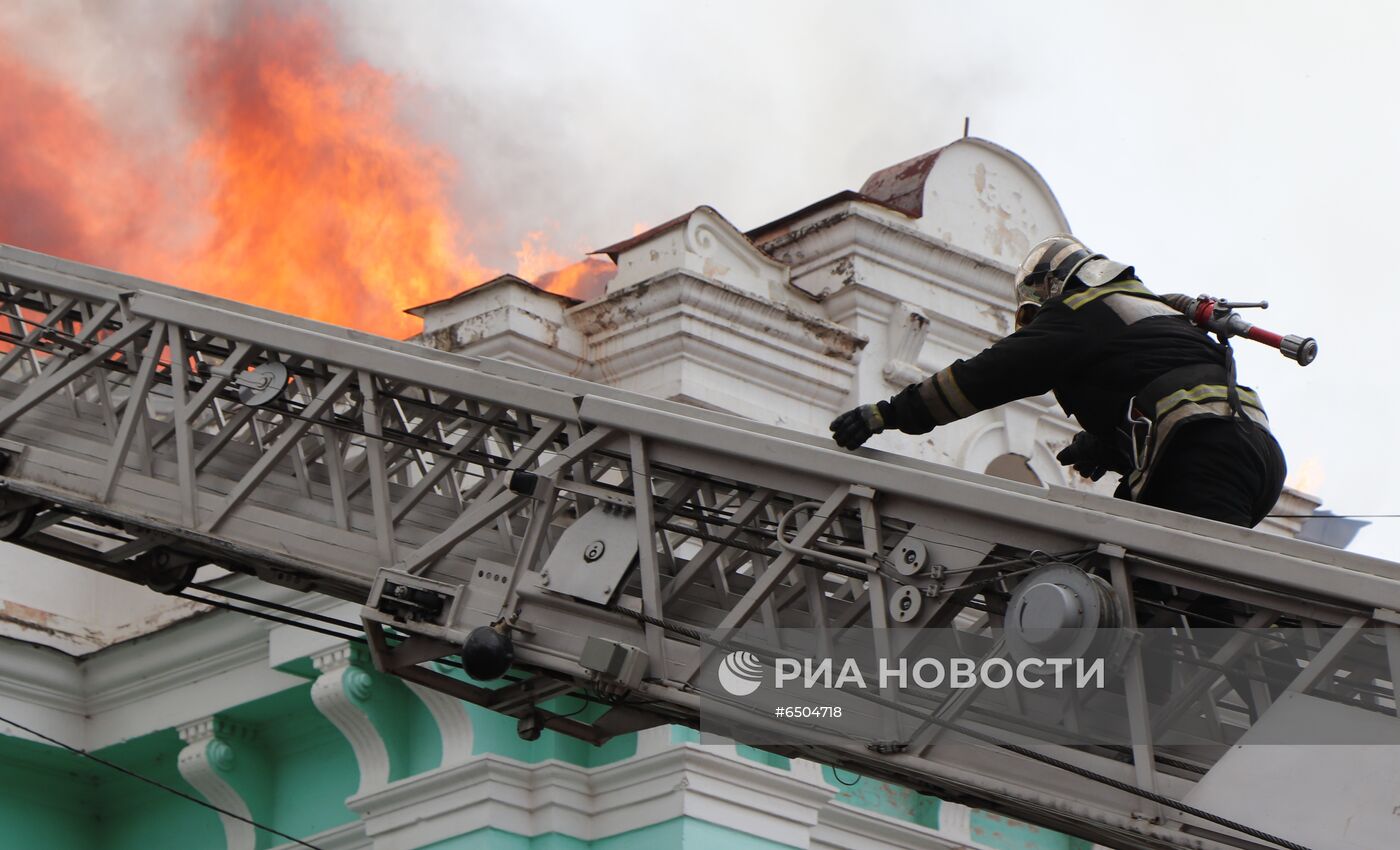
[1123,360,1269,499]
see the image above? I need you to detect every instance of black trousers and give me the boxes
[1117,418,1287,528]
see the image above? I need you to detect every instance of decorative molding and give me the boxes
[815,799,969,850]
[882,301,931,387]
[349,755,582,847]
[84,574,326,713]
[177,716,259,850]
[816,263,1011,370]
[0,579,373,751]
[416,294,589,376]
[437,331,591,381]
[790,756,829,785]
[345,743,996,850]
[0,640,84,715]
[1001,404,1039,461]
[683,209,789,286]
[633,725,676,757]
[348,744,835,850]
[573,270,862,357]
[266,599,367,673]
[403,679,474,766]
[84,617,270,715]
[938,801,974,842]
[774,206,1015,310]
[311,643,391,796]
[567,271,863,419]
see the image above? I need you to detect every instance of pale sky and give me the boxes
[3,1,1397,559]
[350,0,1400,560]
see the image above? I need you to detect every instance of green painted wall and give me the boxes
[224,683,362,839]
[96,729,225,850]
[0,654,1088,850]
[0,727,227,850]
[0,734,100,849]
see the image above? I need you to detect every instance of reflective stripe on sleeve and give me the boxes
[916,366,979,425]
[917,376,957,425]
[935,368,978,419]
[1063,278,1154,310]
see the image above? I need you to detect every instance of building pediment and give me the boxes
[860,137,1071,267]
[597,206,789,300]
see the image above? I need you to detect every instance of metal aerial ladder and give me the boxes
[0,244,1397,850]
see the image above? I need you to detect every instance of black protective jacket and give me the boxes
[897,276,1271,499]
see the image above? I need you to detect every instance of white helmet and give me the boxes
[1013,236,1128,328]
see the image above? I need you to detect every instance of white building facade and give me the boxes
[0,137,1317,850]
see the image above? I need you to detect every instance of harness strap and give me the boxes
[1124,362,1270,500]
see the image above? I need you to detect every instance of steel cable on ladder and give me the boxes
[603,599,1314,850]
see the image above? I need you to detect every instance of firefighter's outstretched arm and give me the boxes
[829,304,1085,451]
[829,384,935,449]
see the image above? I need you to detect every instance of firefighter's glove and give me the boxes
[830,384,937,451]
[1056,431,1110,481]
[830,402,890,451]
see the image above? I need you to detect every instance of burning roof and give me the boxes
[0,2,609,339]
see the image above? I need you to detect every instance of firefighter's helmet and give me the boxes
[1013,236,1128,328]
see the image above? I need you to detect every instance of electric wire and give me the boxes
[988,736,1311,850]
[0,712,328,850]
[0,289,1329,847]
[239,397,519,470]
[175,590,368,645]
[830,767,860,787]
[189,583,366,632]
[0,455,1324,840]
[179,583,603,712]
[0,304,1082,576]
[604,602,1314,850]
[2,293,1395,533]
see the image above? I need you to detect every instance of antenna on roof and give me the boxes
[963,116,970,138]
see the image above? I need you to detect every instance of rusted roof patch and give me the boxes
[856,146,948,218]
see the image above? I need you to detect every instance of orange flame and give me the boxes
[0,4,622,341]
[0,34,164,274]
[178,6,494,338]
[514,231,572,283]
[515,231,615,299]
[535,258,616,300]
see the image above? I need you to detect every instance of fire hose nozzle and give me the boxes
[1280,334,1317,367]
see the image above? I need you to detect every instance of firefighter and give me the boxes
[829,236,1287,528]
